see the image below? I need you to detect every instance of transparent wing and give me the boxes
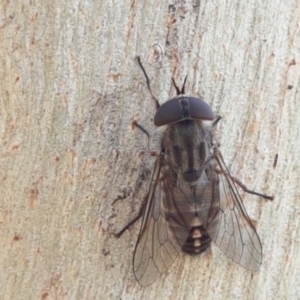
[205,149,263,270]
[133,157,186,286]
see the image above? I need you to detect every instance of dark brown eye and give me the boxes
[154,97,214,126]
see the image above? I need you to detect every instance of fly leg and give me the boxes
[114,121,156,237]
[213,115,222,128]
[136,56,160,110]
[114,194,147,237]
[132,120,159,156]
[132,120,150,145]
[214,147,274,201]
[231,176,274,200]
[115,58,160,236]
[215,167,274,201]
[114,213,142,238]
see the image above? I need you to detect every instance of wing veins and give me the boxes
[205,149,263,270]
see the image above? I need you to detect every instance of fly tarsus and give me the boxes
[231,175,274,201]
[114,213,143,238]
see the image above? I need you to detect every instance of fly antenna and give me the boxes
[172,76,188,95]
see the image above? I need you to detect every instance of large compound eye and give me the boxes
[154,96,214,126]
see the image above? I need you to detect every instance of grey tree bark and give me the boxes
[0,0,299,299]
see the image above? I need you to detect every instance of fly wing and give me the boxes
[205,149,263,270]
[133,156,186,286]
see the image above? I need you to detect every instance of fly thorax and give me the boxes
[162,120,212,184]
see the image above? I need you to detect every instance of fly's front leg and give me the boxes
[213,115,222,128]
[136,56,160,110]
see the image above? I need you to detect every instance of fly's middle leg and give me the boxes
[216,167,274,201]
[231,176,274,201]
[132,120,158,156]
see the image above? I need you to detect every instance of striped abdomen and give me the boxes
[181,224,212,255]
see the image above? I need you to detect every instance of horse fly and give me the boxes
[115,57,274,286]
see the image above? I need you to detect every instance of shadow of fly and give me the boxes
[115,57,274,286]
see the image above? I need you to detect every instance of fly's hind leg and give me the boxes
[114,121,155,238]
[114,212,142,238]
[114,194,148,237]
[115,58,160,238]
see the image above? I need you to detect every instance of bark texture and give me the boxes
[0,0,299,299]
